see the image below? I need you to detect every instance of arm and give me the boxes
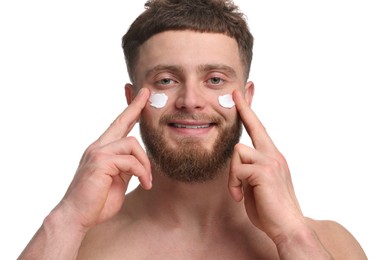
[18,88,152,260]
[228,89,366,259]
[18,205,86,260]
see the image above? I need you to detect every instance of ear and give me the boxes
[124,83,134,105]
[244,81,254,106]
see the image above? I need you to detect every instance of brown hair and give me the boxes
[122,0,253,84]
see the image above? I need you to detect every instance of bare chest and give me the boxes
[78,223,279,260]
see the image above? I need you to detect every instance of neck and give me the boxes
[130,166,247,228]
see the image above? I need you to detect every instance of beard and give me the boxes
[139,112,242,183]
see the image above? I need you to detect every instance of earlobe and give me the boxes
[125,83,134,105]
[244,81,255,106]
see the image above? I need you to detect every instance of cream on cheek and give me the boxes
[218,94,235,109]
[149,93,168,108]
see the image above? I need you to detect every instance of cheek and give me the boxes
[141,103,163,125]
[209,97,238,122]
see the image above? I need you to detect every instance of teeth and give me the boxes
[172,124,210,129]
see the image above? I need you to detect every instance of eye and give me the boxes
[206,77,225,88]
[158,78,175,85]
[154,77,178,89]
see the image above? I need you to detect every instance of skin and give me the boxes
[18,31,367,260]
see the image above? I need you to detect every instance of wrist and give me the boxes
[39,203,89,257]
[274,224,333,260]
[45,203,89,239]
[18,205,88,260]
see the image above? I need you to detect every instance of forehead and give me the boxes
[134,30,244,81]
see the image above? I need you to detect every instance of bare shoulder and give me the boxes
[306,217,367,259]
[77,193,146,259]
[77,215,135,259]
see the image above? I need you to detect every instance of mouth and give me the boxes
[169,123,214,129]
[160,113,222,138]
[167,120,217,137]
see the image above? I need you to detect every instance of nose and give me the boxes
[175,83,206,111]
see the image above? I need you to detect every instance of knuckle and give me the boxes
[125,136,139,146]
[262,164,275,175]
[124,154,137,165]
[277,152,288,166]
[233,143,242,152]
[84,141,97,154]
[86,147,107,163]
[234,143,249,152]
[270,158,281,170]
[80,146,96,164]
[235,143,245,149]
[83,139,103,156]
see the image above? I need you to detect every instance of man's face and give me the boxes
[132,31,253,182]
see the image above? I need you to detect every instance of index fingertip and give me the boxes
[232,89,246,106]
[232,89,242,100]
[136,87,150,100]
[129,88,151,110]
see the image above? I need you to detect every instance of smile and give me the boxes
[169,123,212,129]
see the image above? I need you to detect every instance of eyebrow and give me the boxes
[144,64,237,79]
[198,64,237,78]
[145,65,184,79]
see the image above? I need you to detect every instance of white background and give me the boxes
[1,0,382,259]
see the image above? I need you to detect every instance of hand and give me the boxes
[55,88,152,232]
[228,90,304,243]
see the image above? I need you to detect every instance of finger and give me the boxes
[83,137,152,188]
[228,146,249,202]
[109,154,152,190]
[232,89,277,153]
[98,88,150,145]
[228,144,269,202]
[228,162,268,202]
[229,162,263,200]
[102,138,151,189]
[84,136,151,176]
[98,136,151,175]
[233,143,258,164]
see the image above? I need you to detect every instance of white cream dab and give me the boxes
[218,94,235,108]
[149,93,168,108]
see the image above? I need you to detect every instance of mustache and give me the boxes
[159,112,224,125]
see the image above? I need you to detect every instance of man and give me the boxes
[19,0,367,259]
